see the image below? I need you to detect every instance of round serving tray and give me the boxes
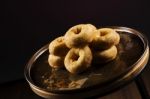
[24,27,149,99]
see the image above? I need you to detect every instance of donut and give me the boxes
[93,46,117,64]
[48,54,64,69]
[49,36,69,56]
[64,46,92,74]
[91,28,120,50]
[64,24,96,48]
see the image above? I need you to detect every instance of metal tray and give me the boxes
[24,27,149,99]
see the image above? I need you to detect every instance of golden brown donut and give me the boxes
[49,36,69,56]
[48,54,64,69]
[93,46,117,64]
[64,24,96,48]
[64,46,92,74]
[91,28,120,50]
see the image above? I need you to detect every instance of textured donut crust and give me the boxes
[49,36,69,56]
[64,46,92,74]
[64,24,96,48]
[91,28,120,50]
[93,46,117,64]
[48,54,64,69]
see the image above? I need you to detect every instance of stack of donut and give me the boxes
[48,24,120,74]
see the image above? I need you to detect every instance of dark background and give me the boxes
[1,0,150,83]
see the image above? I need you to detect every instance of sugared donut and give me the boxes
[64,46,92,74]
[48,54,64,69]
[49,36,69,56]
[64,24,96,48]
[91,28,120,50]
[93,46,117,64]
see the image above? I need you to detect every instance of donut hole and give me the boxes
[100,31,108,36]
[71,52,80,62]
[73,27,81,34]
[57,38,63,42]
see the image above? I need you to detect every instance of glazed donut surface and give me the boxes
[49,36,69,56]
[64,24,96,48]
[93,46,117,64]
[48,24,120,74]
[91,28,120,50]
[48,54,65,69]
[64,46,92,74]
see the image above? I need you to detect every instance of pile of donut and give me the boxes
[48,24,120,74]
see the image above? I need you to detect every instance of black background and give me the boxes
[1,0,150,83]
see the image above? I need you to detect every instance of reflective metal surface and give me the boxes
[24,27,149,99]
